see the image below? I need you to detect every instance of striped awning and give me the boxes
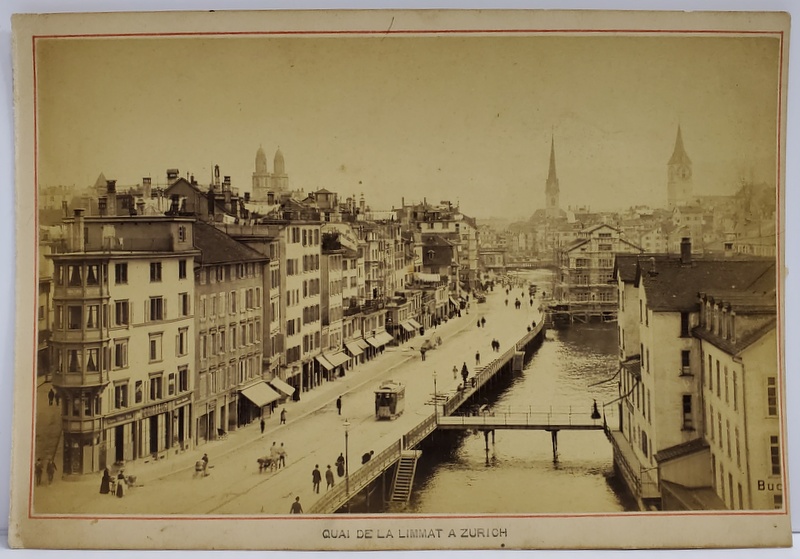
[400,321,416,333]
[407,319,422,329]
[355,338,371,351]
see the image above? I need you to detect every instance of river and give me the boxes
[384,269,637,514]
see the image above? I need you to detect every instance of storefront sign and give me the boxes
[142,402,170,418]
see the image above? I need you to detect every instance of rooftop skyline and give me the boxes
[36,34,780,219]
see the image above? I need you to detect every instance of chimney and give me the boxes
[73,209,85,252]
[214,164,221,187]
[142,177,152,199]
[223,176,231,192]
[106,180,117,217]
[166,168,180,183]
[680,237,692,265]
[649,256,657,276]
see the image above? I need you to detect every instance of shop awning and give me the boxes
[239,383,281,407]
[407,319,422,329]
[355,338,371,351]
[269,377,295,398]
[345,341,364,356]
[400,321,416,333]
[328,352,350,367]
[449,297,459,307]
[316,355,336,370]
[367,330,394,347]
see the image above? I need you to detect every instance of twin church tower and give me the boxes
[543,125,693,214]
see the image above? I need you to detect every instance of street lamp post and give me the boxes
[433,371,438,422]
[343,419,350,512]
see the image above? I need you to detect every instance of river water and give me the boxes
[388,269,637,514]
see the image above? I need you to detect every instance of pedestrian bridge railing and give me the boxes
[437,405,612,431]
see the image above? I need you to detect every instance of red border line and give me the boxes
[26,26,789,524]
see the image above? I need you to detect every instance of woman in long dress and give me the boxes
[99,468,111,494]
[116,471,125,498]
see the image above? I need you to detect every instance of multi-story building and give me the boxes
[554,224,642,321]
[608,239,776,510]
[49,211,198,474]
[688,291,780,510]
[192,222,270,444]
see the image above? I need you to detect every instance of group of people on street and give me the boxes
[490,339,501,352]
[47,388,60,406]
[194,453,210,478]
[34,458,57,486]
[312,464,337,494]
[99,467,128,498]
[476,316,486,329]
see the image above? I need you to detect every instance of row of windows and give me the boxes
[705,354,743,412]
[113,368,190,410]
[57,262,189,287]
[706,403,740,467]
[198,262,260,285]
[303,305,320,325]
[303,332,321,354]
[290,227,320,246]
[198,356,260,400]
[286,255,321,275]
[199,319,261,359]
[199,288,261,320]
[303,279,321,297]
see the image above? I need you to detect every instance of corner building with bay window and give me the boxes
[49,211,197,474]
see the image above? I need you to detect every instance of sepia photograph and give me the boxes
[8,7,792,551]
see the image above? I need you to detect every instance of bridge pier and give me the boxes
[550,429,559,462]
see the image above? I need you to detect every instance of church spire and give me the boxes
[668,125,692,166]
[547,135,558,184]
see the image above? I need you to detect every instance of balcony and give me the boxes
[54,370,109,389]
[63,417,103,434]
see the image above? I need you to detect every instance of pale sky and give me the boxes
[36,34,781,219]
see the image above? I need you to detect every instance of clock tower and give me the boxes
[667,125,693,209]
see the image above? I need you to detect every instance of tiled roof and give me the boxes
[194,222,268,265]
[654,438,708,463]
[614,254,643,282]
[636,257,774,312]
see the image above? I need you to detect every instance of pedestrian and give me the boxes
[99,467,111,494]
[47,389,54,406]
[461,362,469,386]
[116,471,126,497]
[336,396,342,416]
[54,392,60,406]
[280,408,286,425]
[477,320,481,329]
[475,351,480,366]
[46,459,57,485]
[312,464,322,493]
[452,365,458,379]
[481,317,486,328]
[260,417,266,434]
[505,299,508,306]
[290,496,303,514]
[278,443,287,468]
[269,442,280,471]
[34,458,43,486]
[325,465,335,490]
[420,348,427,361]
[336,453,345,477]
[361,450,374,465]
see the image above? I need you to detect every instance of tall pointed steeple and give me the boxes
[545,135,560,218]
[668,125,692,166]
[547,135,558,184]
[667,125,693,209]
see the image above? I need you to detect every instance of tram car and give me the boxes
[374,380,405,420]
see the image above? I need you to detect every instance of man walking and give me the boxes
[475,351,481,366]
[269,442,280,471]
[325,465,335,490]
[34,458,43,486]
[47,388,54,406]
[46,459,57,485]
[312,465,322,493]
[336,396,342,416]
[461,363,469,387]
[452,365,458,379]
[278,443,287,468]
[260,417,266,434]
[280,408,286,425]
